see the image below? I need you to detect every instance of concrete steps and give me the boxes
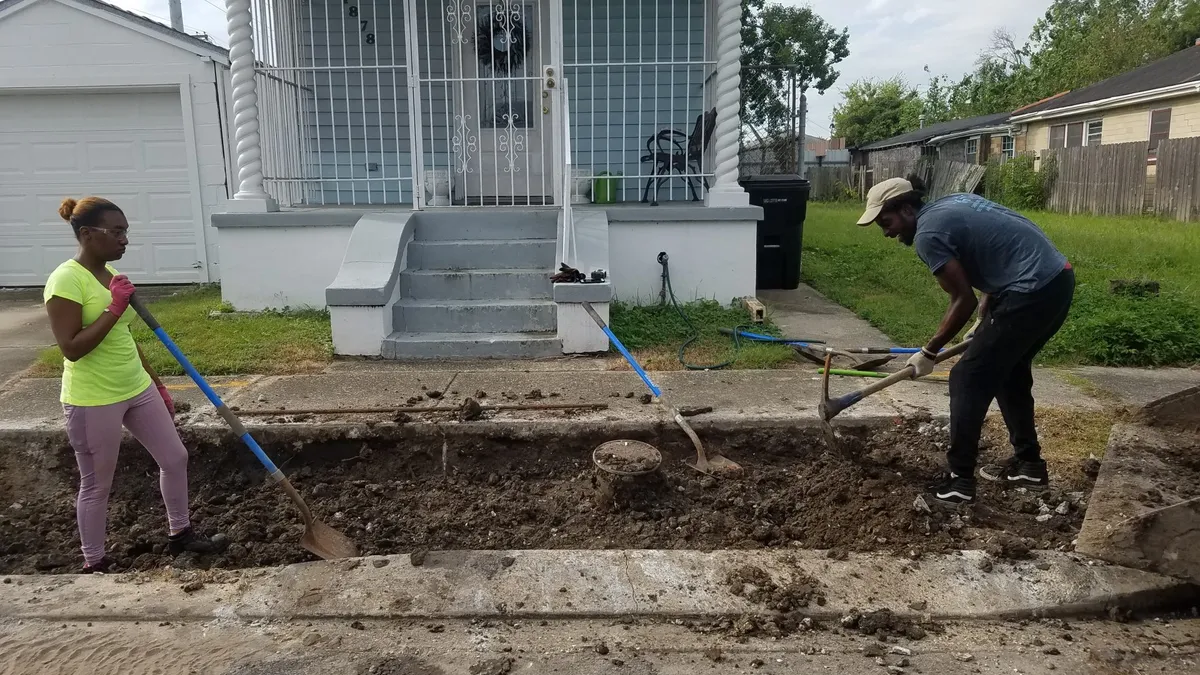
[399,269,552,301]
[382,331,563,359]
[387,209,560,359]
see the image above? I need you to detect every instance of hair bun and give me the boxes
[58,198,78,222]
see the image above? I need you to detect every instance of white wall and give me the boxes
[608,220,756,303]
[0,0,230,282]
[217,226,353,310]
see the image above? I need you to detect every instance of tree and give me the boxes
[832,77,923,147]
[740,1,850,133]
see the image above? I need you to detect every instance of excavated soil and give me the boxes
[0,417,1096,574]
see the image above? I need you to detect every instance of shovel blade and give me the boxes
[300,519,359,560]
[686,452,742,476]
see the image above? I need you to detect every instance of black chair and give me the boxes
[640,108,716,206]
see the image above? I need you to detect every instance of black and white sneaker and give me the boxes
[167,527,229,556]
[928,472,976,506]
[979,458,1049,490]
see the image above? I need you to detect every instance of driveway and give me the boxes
[0,290,53,389]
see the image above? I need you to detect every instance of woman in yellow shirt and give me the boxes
[44,197,225,573]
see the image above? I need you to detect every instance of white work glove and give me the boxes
[965,318,983,340]
[905,348,938,378]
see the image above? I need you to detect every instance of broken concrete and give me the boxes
[1077,386,1200,584]
[1,550,1194,624]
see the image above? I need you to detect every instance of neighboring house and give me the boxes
[853,112,1013,176]
[1010,43,1200,164]
[210,0,760,360]
[0,0,232,287]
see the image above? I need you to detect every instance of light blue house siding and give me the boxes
[288,0,705,205]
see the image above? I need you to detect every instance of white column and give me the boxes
[704,0,749,208]
[224,0,278,212]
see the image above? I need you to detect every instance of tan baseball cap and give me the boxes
[856,177,914,225]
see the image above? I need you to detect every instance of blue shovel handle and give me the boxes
[129,294,282,477]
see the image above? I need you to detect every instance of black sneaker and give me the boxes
[928,472,976,506]
[167,527,229,556]
[82,557,114,574]
[979,458,1049,490]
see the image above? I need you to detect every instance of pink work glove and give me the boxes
[156,383,175,417]
[107,274,136,317]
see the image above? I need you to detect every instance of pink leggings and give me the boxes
[64,385,191,565]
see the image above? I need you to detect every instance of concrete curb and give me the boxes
[2,550,1194,624]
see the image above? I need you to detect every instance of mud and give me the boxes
[0,418,1093,574]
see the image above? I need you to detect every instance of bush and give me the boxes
[1042,290,1200,366]
[983,154,1052,210]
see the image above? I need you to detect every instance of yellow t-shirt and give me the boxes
[43,260,152,407]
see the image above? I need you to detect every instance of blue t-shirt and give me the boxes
[913,194,1068,295]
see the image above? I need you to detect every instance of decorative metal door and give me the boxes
[418,0,552,206]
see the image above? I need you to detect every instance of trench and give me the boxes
[0,418,1094,574]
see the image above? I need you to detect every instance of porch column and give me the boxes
[705,0,749,208]
[224,0,278,212]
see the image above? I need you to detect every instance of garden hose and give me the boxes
[657,252,744,371]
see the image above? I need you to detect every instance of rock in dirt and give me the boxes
[180,581,204,594]
[359,656,444,675]
[862,643,885,658]
[372,558,389,568]
[474,390,488,399]
[907,601,927,612]
[393,412,412,424]
[459,398,484,422]
[638,394,653,405]
[525,389,545,400]
[349,621,366,630]
[174,401,192,413]
[856,609,930,641]
[426,391,444,400]
[410,549,429,567]
[595,642,609,655]
[1080,457,1102,479]
[679,406,713,417]
[953,652,974,662]
[500,556,515,568]
[469,657,513,675]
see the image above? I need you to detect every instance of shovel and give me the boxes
[130,295,358,560]
[582,302,740,476]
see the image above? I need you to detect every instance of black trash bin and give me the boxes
[740,174,810,290]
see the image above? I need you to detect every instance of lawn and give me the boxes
[32,286,333,377]
[608,299,797,370]
[801,202,1200,366]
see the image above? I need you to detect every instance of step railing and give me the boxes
[560,76,577,269]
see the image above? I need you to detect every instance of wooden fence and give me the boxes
[1153,137,1200,221]
[806,165,854,200]
[927,160,988,200]
[1043,142,1148,216]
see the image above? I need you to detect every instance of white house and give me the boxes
[3,0,762,361]
[0,0,232,286]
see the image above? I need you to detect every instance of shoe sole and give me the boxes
[979,470,1049,490]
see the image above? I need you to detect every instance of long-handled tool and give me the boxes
[716,328,895,371]
[130,295,358,560]
[819,340,973,447]
[582,302,740,476]
[819,367,950,382]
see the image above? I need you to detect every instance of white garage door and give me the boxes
[0,90,205,286]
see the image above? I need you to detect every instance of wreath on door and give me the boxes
[476,8,530,73]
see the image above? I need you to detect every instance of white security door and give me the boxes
[438,0,552,205]
[0,90,204,286]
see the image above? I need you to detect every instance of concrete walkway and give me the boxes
[0,291,52,389]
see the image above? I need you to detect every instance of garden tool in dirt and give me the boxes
[130,294,358,561]
[818,366,949,382]
[581,301,741,476]
[818,339,973,448]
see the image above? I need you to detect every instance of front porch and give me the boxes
[214,0,757,358]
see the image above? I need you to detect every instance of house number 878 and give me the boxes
[344,1,374,45]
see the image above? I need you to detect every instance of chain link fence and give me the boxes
[739,66,805,178]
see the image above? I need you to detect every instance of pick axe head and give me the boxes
[818,353,868,449]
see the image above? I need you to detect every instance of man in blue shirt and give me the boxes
[857,176,1075,506]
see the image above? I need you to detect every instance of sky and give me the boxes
[114,0,1056,138]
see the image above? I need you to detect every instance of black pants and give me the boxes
[947,268,1075,477]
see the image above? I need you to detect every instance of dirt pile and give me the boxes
[725,564,825,612]
[0,419,1093,574]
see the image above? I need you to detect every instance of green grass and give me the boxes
[802,202,1200,367]
[33,286,333,377]
[608,299,796,370]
